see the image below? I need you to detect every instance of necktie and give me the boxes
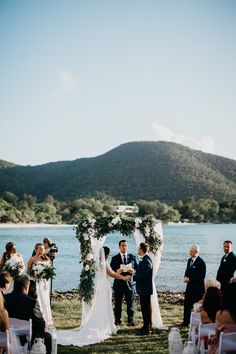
[123,255,127,264]
[190,259,194,267]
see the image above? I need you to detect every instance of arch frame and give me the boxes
[76,214,162,303]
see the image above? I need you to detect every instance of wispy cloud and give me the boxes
[58,70,75,92]
[152,122,215,154]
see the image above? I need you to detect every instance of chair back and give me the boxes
[9,318,32,349]
[219,331,236,353]
[188,312,201,341]
[197,323,216,353]
[0,330,10,354]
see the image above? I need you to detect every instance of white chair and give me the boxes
[218,331,236,353]
[0,330,10,354]
[9,318,32,352]
[197,323,216,353]
[188,312,201,341]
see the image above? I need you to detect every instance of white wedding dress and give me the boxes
[57,258,116,347]
[34,261,53,328]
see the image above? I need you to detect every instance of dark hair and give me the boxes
[103,246,110,257]
[2,242,16,263]
[224,240,233,245]
[119,240,127,246]
[0,271,11,288]
[139,242,149,254]
[222,283,236,321]
[202,286,223,322]
[13,274,30,292]
[43,237,52,246]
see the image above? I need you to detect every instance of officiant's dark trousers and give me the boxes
[139,294,151,330]
[113,282,135,323]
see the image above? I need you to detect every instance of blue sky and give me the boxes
[1,0,236,165]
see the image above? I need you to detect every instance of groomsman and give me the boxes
[134,242,153,335]
[182,244,206,326]
[216,240,236,294]
[110,240,137,325]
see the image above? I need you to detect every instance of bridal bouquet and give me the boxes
[29,262,56,281]
[3,258,22,278]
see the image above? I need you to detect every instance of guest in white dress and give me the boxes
[57,246,131,347]
[27,243,53,328]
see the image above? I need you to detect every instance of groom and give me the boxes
[110,240,137,326]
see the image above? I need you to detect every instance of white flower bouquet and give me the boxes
[3,256,22,278]
[29,262,56,281]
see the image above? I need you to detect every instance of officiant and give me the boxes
[110,240,137,326]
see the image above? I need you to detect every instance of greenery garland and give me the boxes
[76,214,162,304]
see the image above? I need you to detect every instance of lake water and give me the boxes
[0,224,236,291]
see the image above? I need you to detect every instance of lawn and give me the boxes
[52,296,188,354]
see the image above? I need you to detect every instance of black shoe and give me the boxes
[115,320,122,325]
[137,327,150,335]
[128,322,135,326]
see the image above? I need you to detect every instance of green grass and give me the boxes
[52,298,188,354]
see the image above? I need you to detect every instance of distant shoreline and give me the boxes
[0,222,197,228]
[0,223,74,228]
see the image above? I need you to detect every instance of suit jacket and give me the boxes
[185,256,206,299]
[110,253,137,288]
[5,290,45,335]
[216,251,236,285]
[134,254,153,296]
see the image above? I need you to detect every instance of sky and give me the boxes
[0,0,236,166]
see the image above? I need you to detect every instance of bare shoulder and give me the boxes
[216,309,235,323]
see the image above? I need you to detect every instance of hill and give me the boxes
[0,141,236,203]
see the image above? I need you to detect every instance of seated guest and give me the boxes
[0,292,9,354]
[4,274,51,354]
[0,271,12,295]
[200,286,223,324]
[208,282,236,354]
[193,278,221,312]
[0,291,9,331]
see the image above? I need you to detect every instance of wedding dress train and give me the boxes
[57,260,116,347]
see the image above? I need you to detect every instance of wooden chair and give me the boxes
[218,332,236,353]
[0,330,10,354]
[9,318,32,352]
[197,323,216,353]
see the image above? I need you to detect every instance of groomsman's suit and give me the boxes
[110,249,137,324]
[134,253,153,333]
[183,255,206,326]
[217,249,236,294]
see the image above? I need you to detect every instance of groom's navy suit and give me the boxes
[110,253,137,324]
[134,254,153,331]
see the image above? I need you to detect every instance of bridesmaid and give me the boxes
[27,243,53,328]
[0,242,25,293]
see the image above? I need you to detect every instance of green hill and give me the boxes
[1,141,236,203]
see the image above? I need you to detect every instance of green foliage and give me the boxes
[1,142,236,203]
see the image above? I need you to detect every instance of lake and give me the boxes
[0,223,235,291]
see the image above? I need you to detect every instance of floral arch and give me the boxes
[76,214,164,328]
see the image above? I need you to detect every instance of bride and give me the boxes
[27,243,53,328]
[57,246,131,347]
